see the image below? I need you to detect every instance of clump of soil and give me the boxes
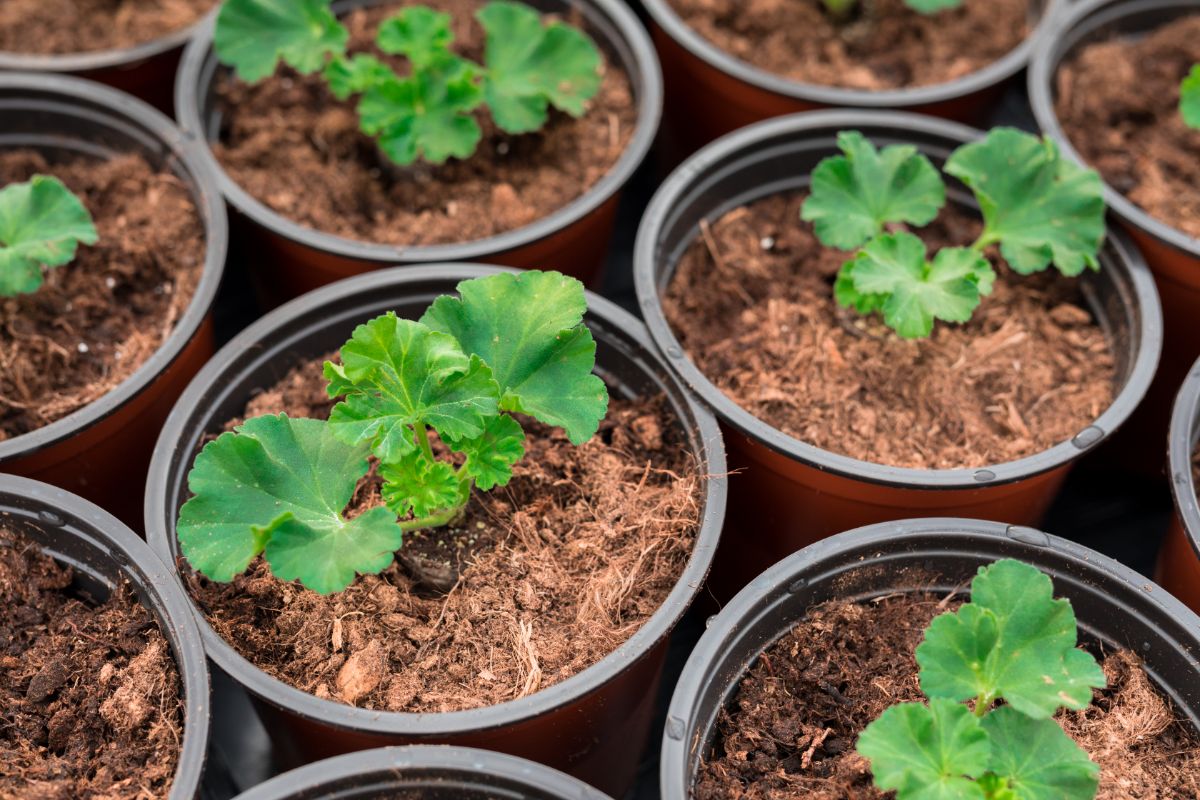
[664,0,1028,90]
[661,193,1115,470]
[0,529,184,799]
[695,593,1200,799]
[1055,16,1200,239]
[213,0,637,246]
[0,0,215,55]
[0,150,205,440]
[185,355,701,713]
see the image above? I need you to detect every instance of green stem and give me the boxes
[970,229,999,253]
[822,0,859,18]
[397,506,461,533]
[973,692,993,717]
[415,423,436,463]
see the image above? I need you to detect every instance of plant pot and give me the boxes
[640,0,1060,157]
[660,517,1200,798]
[174,0,663,307]
[1029,0,1200,475]
[0,473,211,800]
[633,110,1162,601]
[231,746,611,799]
[144,264,726,797]
[0,73,227,527]
[1159,356,1200,613]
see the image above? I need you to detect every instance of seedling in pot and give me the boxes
[176,270,609,595]
[214,0,603,165]
[0,175,97,296]
[1181,64,1200,130]
[821,0,961,21]
[801,128,1107,338]
[858,559,1105,799]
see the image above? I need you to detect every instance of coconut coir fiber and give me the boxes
[0,0,215,55]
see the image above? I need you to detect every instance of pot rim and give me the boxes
[0,72,228,461]
[632,108,1163,490]
[1169,357,1200,560]
[144,262,727,738]
[1028,0,1200,259]
[0,473,211,800]
[173,0,663,264]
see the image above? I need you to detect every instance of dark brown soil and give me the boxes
[0,529,183,799]
[661,193,1115,470]
[695,593,1200,799]
[184,355,701,713]
[1056,16,1200,239]
[213,0,636,246]
[664,0,1029,90]
[0,150,205,440]
[0,0,215,55]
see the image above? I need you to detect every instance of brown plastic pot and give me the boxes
[0,73,227,528]
[144,264,726,798]
[633,110,1163,600]
[173,0,663,307]
[640,0,1061,156]
[1159,356,1200,613]
[1029,0,1200,475]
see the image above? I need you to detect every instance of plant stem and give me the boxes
[973,692,992,717]
[415,423,436,462]
[398,505,461,533]
[822,0,859,19]
[970,229,999,252]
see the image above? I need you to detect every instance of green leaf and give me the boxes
[944,128,1106,277]
[324,54,394,100]
[1181,64,1200,130]
[801,130,946,250]
[981,707,1099,800]
[358,60,484,165]
[453,413,526,491]
[380,450,464,518]
[214,0,348,83]
[904,0,963,13]
[0,175,97,297]
[325,312,500,463]
[858,699,991,800]
[917,560,1106,720]
[176,415,401,595]
[842,233,993,339]
[421,271,608,444]
[477,0,603,134]
[377,6,454,68]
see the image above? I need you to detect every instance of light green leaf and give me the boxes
[377,6,454,67]
[214,0,348,83]
[801,130,946,250]
[905,0,963,13]
[0,175,97,297]
[357,61,484,165]
[453,413,526,491]
[477,0,603,133]
[858,699,991,800]
[176,414,402,595]
[380,450,464,518]
[944,128,1106,277]
[421,271,608,444]
[324,54,394,100]
[325,312,500,463]
[1181,64,1200,130]
[982,707,1100,800]
[917,559,1106,720]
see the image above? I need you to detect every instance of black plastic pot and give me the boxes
[633,109,1163,600]
[0,474,210,799]
[231,746,612,799]
[1159,356,1200,614]
[661,517,1200,798]
[174,0,663,306]
[0,72,228,527]
[144,264,726,798]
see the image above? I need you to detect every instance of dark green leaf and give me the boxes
[214,0,348,83]
[377,6,454,67]
[453,413,526,490]
[904,0,963,12]
[1182,64,1200,130]
[380,450,464,518]
[981,707,1099,800]
[324,54,394,100]
[0,175,97,296]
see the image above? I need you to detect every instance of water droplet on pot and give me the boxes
[788,577,808,593]
[1175,472,1191,488]
[1071,426,1104,450]
[1005,525,1050,547]
[38,510,64,527]
[666,716,685,740]
[973,469,996,483]
[666,346,683,359]
[705,614,717,629]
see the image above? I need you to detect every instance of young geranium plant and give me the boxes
[822,0,960,20]
[800,128,1106,338]
[1181,64,1200,129]
[857,559,1106,799]
[0,175,97,296]
[214,0,603,165]
[176,270,609,595]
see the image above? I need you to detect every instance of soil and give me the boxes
[0,529,183,799]
[664,0,1029,90]
[0,0,215,56]
[184,355,701,713]
[212,0,637,246]
[1055,15,1200,239]
[0,150,205,440]
[661,192,1115,470]
[695,593,1200,799]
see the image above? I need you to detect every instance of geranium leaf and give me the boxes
[214,0,348,83]
[944,128,1106,277]
[1181,64,1200,130]
[981,707,1099,800]
[380,450,464,518]
[904,0,963,12]
[452,413,526,491]
[357,61,484,165]
[421,271,608,444]
[801,130,946,250]
[324,54,394,100]
[377,6,454,67]
[0,175,97,297]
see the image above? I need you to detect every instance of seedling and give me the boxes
[858,559,1105,799]
[214,0,603,165]
[1181,64,1200,129]
[177,270,609,595]
[821,0,961,20]
[801,128,1106,338]
[0,175,97,297]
